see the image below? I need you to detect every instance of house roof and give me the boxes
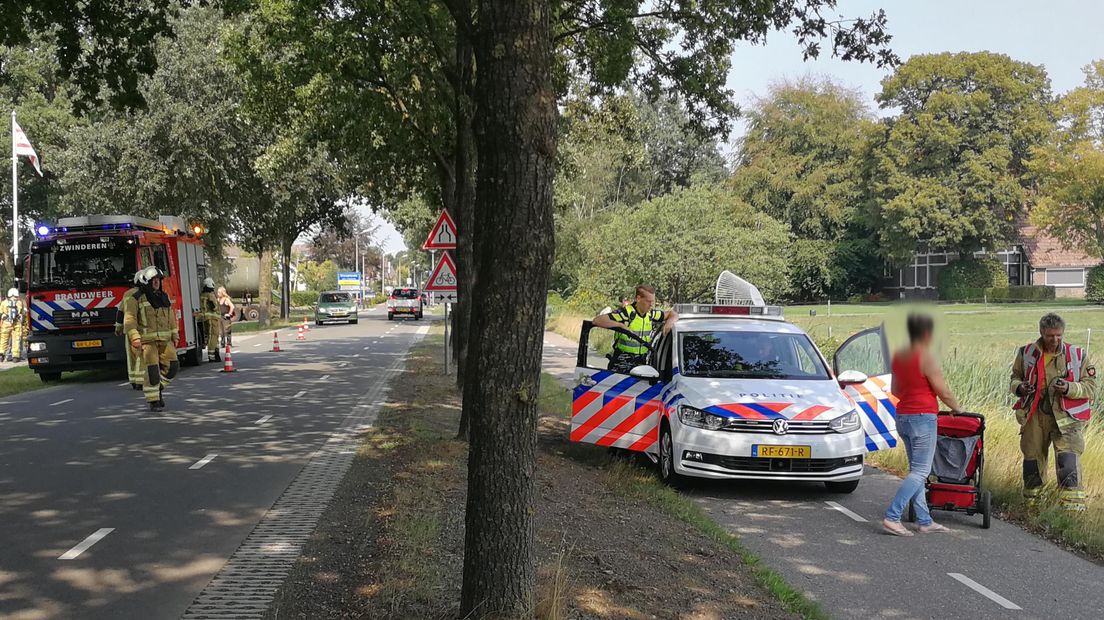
[1017,223,1100,269]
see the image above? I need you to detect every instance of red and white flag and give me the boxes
[12,117,43,176]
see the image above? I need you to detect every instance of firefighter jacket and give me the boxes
[0,298,24,324]
[1011,339,1096,422]
[115,287,140,336]
[201,290,220,321]
[124,289,178,345]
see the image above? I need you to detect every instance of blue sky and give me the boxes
[726,0,1102,129]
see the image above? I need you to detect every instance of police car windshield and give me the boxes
[30,244,137,291]
[319,292,351,303]
[680,331,830,380]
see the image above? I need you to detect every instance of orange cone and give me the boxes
[271,331,282,352]
[303,315,310,331]
[296,325,306,341]
[220,344,236,373]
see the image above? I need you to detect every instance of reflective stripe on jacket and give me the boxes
[123,291,178,344]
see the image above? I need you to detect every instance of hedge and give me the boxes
[1086,265,1104,303]
[941,285,1055,302]
[290,290,321,308]
[937,256,1008,298]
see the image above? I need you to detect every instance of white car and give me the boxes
[571,302,899,493]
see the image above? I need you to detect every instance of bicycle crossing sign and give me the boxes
[421,210,458,250]
[424,252,458,292]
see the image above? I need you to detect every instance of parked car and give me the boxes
[315,291,358,325]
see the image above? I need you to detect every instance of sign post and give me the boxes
[424,219,458,375]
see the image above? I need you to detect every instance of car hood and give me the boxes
[318,302,354,309]
[675,376,853,420]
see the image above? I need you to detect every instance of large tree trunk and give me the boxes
[453,26,477,437]
[459,0,556,616]
[258,248,274,327]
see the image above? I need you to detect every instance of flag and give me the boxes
[12,117,43,176]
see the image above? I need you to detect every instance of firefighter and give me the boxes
[591,285,679,373]
[201,277,221,362]
[124,266,179,411]
[0,288,25,363]
[115,273,145,390]
[1011,313,1096,513]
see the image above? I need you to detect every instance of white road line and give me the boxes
[189,454,218,470]
[255,415,272,425]
[825,501,868,523]
[293,390,306,398]
[117,382,130,387]
[363,346,371,350]
[50,399,73,407]
[947,573,1022,610]
[253,343,262,347]
[58,528,114,560]
[319,374,330,381]
[353,354,360,358]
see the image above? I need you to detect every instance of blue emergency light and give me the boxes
[35,224,50,237]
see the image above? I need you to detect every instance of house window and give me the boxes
[1044,268,1085,287]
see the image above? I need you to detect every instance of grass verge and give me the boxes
[0,366,121,398]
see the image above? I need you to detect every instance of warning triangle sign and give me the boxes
[422,210,458,250]
[424,252,458,291]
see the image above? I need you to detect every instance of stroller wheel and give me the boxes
[981,490,992,529]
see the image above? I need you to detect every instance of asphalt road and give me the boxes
[0,308,431,620]
[542,329,1104,620]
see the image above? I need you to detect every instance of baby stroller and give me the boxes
[909,411,991,529]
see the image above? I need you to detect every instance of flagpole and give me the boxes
[11,110,17,262]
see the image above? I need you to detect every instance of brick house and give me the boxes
[883,224,1101,299]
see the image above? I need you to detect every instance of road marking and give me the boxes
[825,501,868,523]
[947,573,1022,610]
[319,374,330,381]
[117,382,130,387]
[416,325,430,335]
[293,390,306,399]
[189,454,218,470]
[253,343,262,347]
[352,354,360,358]
[50,399,73,406]
[255,415,272,425]
[58,528,114,560]
[363,346,371,350]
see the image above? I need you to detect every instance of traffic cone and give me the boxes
[296,325,306,341]
[220,344,236,373]
[271,331,282,352]
[303,315,310,331]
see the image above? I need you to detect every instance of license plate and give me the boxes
[752,445,811,459]
[332,312,347,317]
[73,339,102,349]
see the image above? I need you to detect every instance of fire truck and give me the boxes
[23,215,210,382]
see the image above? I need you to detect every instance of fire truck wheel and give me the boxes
[38,372,61,383]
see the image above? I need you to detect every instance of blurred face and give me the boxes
[151,276,162,291]
[1041,327,1063,353]
[634,289,655,314]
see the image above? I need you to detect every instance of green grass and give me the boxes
[539,371,827,620]
[0,366,122,398]
[230,318,296,334]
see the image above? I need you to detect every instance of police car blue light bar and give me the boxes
[673,303,784,317]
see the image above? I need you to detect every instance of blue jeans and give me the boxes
[885,414,937,525]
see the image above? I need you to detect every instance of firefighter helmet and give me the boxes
[6,288,17,298]
[203,277,215,290]
[136,266,165,285]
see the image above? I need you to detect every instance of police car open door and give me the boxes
[832,325,899,451]
[570,321,667,453]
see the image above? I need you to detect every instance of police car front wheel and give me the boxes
[658,424,687,488]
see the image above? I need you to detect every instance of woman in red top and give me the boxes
[883,313,963,536]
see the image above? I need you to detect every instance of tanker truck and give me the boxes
[222,254,281,321]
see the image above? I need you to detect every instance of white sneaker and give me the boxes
[882,519,914,537]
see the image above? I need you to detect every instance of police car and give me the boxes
[570,289,898,493]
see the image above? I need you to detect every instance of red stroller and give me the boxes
[908,412,991,529]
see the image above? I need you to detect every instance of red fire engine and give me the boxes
[24,215,209,382]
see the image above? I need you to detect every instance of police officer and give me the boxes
[1010,313,1096,513]
[0,288,25,363]
[115,273,144,389]
[200,278,221,362]
[123,267,179,411]
[592,285,678,373]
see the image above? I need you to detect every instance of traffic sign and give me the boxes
[424,252,458,291]
[421,210,457,250]
[433,292,458,304]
